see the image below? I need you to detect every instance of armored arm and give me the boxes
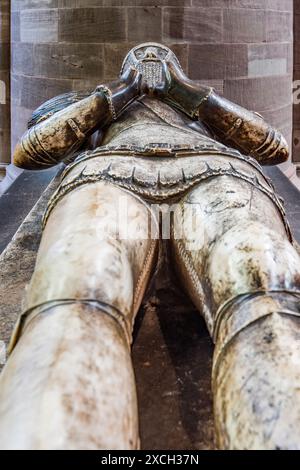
[13,69,141,170]
[161,62,289,165]
[196,91,289,166]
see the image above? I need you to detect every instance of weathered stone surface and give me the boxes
[262,104,293,135]
[0,3,10,44]
[266,11,293,43]
[0,165,299,449]
[0,44,11,73]
[59,7,126,43]
[35,43,104,79]
[11,43,34,76]
[0,72,9,106]
[192,0,292,8]
[0,103,11,130]
[11,105,33,153]
[0,133,11,164]
[163,7,223,43]
[189,44,248,80]
[20,75,74,109]
[293,12,300,160]
[224,9,266,43]
[103,42,136,79]
[294,14,300,65]
[0,1,10,164]
[13,0,58,9]
[59,0,104,7]
[11,12,20,43]
[0,169,215,450]
[248,43,292,77]
[4,0,298,448]
[224,75,292,113]
[20,9,59,43]
[13,42,104,80]
[128,7,162,42]
[103,0,190,5]
[0,172,61,353]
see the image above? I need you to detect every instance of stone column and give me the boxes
[9,0,297,185]
[0,0,10,180]
[293,0,300,164]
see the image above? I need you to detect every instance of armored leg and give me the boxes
[171,175,300,449]
[0,182,158,450]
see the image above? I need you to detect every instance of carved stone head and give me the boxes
[121,42,183,89]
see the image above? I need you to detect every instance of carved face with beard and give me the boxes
[121,42,183,92]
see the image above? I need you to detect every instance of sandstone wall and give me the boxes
[11,1,293,166]
[0,0,11,169]
[293,0,300,162]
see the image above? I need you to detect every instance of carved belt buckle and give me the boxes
[143,143,196,157]
[144,143,175,156]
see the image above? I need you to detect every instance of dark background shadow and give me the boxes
[132,243,215,450]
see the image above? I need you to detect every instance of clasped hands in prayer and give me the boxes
[117,59,210,120]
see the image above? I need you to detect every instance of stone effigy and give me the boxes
[0,43,300,450]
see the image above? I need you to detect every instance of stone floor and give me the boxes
[0,166,299,450]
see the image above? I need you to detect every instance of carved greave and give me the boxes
[8,298,132,355]
[213,292,300,450]
[0,302,139,450]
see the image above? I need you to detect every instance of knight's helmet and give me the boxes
[121,42,183,90]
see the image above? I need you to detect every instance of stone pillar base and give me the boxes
[0,163,8,182]
[279,161,300,190]
[0,164,23,195]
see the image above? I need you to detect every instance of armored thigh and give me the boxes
[171,168,300,449]
[11,181,159,351]
[171,170,300,334]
